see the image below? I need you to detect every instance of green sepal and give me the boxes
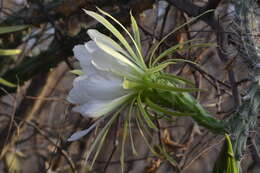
[158,73,195,86]
[137,92,158,130]
[130,11,141,52]
[148,82,204,93]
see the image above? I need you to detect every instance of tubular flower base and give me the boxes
[67,8,227,169]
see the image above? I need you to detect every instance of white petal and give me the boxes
[87,29,130,58]
[72,94,132,118]
[73,45,92,73]
[84,73,127,100]
[83,40,139,79]
[95,40,140,72]
[67,75,90,104]
[73,43,100,76]
[67,72,127,104]
[91,49,134,77]
[84,40,98,54]
[67,117,105,141]
[67,128,92,141]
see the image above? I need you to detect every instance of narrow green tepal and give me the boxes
[0,25,28,35]
[130,11,141,52]
[69,69,83,76]
[0,77,17,88]
[0,49,21,56]
[213,134,239,173]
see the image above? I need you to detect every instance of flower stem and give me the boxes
[147,90,228,134]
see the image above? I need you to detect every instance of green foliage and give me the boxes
[146,88,227,133]
[84,9,146,69]
[148,10,214,67]
[0,49,21,56]
[69,69,83,75]
[130,11,142,52]
[0,25,28,35]
[213,134,239,173]
[4,152,21,173]
[0,25,29,87]
[0,77,17,88]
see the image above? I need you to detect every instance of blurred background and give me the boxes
[0,0,259,172]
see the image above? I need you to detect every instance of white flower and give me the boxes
[67,29,145,118]
[66,8,152,141]
[67,9,206,142]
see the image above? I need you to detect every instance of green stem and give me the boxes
[147,90,228,134]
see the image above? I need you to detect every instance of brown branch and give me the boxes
[0,63,67,156]
[247,136,260,172]
[0,113,77,173]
